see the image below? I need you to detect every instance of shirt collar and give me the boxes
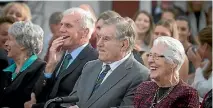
[102,53,131,71]
[65,43,88,60]
[3,55,38,73]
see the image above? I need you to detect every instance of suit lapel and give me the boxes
[52,52,66,79]
[49,44,93,98]
[82,61,102,103]
[85,55,134,108]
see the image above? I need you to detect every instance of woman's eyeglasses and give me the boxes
[146,53,165,60]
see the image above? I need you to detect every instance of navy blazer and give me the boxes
[33,44,98,108]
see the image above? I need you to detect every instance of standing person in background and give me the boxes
[0,21,45,108]
[40,12,63,61]
[2,2,31,21]
[175,16,196,84]
[133,10,154,52]
[24,7,98,108]
[187,1,207,37]
[176,16,193,53]
[161,8,176,21]
[142,19,189,82]
[187,26,212,102]
[79,4,97,49]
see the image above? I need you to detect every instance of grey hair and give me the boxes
[63,7,95,38]
[8,21,44,56]
[153,36,185,72]
[103,17,137,52]
[49,12,63,25]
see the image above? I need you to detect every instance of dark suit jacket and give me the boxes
[0,48,9,95]
[69,54,149,108]
[0,58,45,108]
[33,44,98,107]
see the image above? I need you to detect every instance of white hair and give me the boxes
[63,7,95,39]
[153,36,185,72]
[8,21,44,56]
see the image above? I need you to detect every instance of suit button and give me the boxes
[43,80,46,85]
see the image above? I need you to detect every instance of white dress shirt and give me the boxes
[100,53,131,84]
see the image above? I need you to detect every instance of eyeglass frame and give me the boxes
[146,52,165,60]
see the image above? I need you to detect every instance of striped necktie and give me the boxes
[92,64,111,92]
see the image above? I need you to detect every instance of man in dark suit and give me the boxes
[65,17,149,108]
[24,7,98,108]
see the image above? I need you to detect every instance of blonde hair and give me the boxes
[133,10,155,46]
[2,2,32,21]
[198,26,212,79]
[150,19,179,47]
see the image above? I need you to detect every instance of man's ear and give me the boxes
[81,28,89,38]
[121,39,129,52]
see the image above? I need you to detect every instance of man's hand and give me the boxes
[45,37,65,73]
[24,93,37,108]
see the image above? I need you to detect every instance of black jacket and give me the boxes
[0,58,45,108]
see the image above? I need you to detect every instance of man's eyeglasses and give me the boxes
[146,53,165,60]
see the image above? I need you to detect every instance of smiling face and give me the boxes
[135,13,150,34]
[97,25,124,63]
[4,34,23,58]
[148,43,172,81]
[176,20,190,42]
[60,12,86,51]
[6,4,27,21]
[0,22,12,49]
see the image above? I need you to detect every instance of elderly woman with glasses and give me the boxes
[0,21,45,108]
[134,36,199,108]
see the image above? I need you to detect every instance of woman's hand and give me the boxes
[187,47,202,69]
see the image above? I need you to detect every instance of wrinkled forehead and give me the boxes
[62,13,82,24]
[98,24,116,36]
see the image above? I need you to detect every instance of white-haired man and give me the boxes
[24,7,98,108]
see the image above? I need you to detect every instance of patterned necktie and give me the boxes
[92,64,111,92]
[59,54,72,74]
